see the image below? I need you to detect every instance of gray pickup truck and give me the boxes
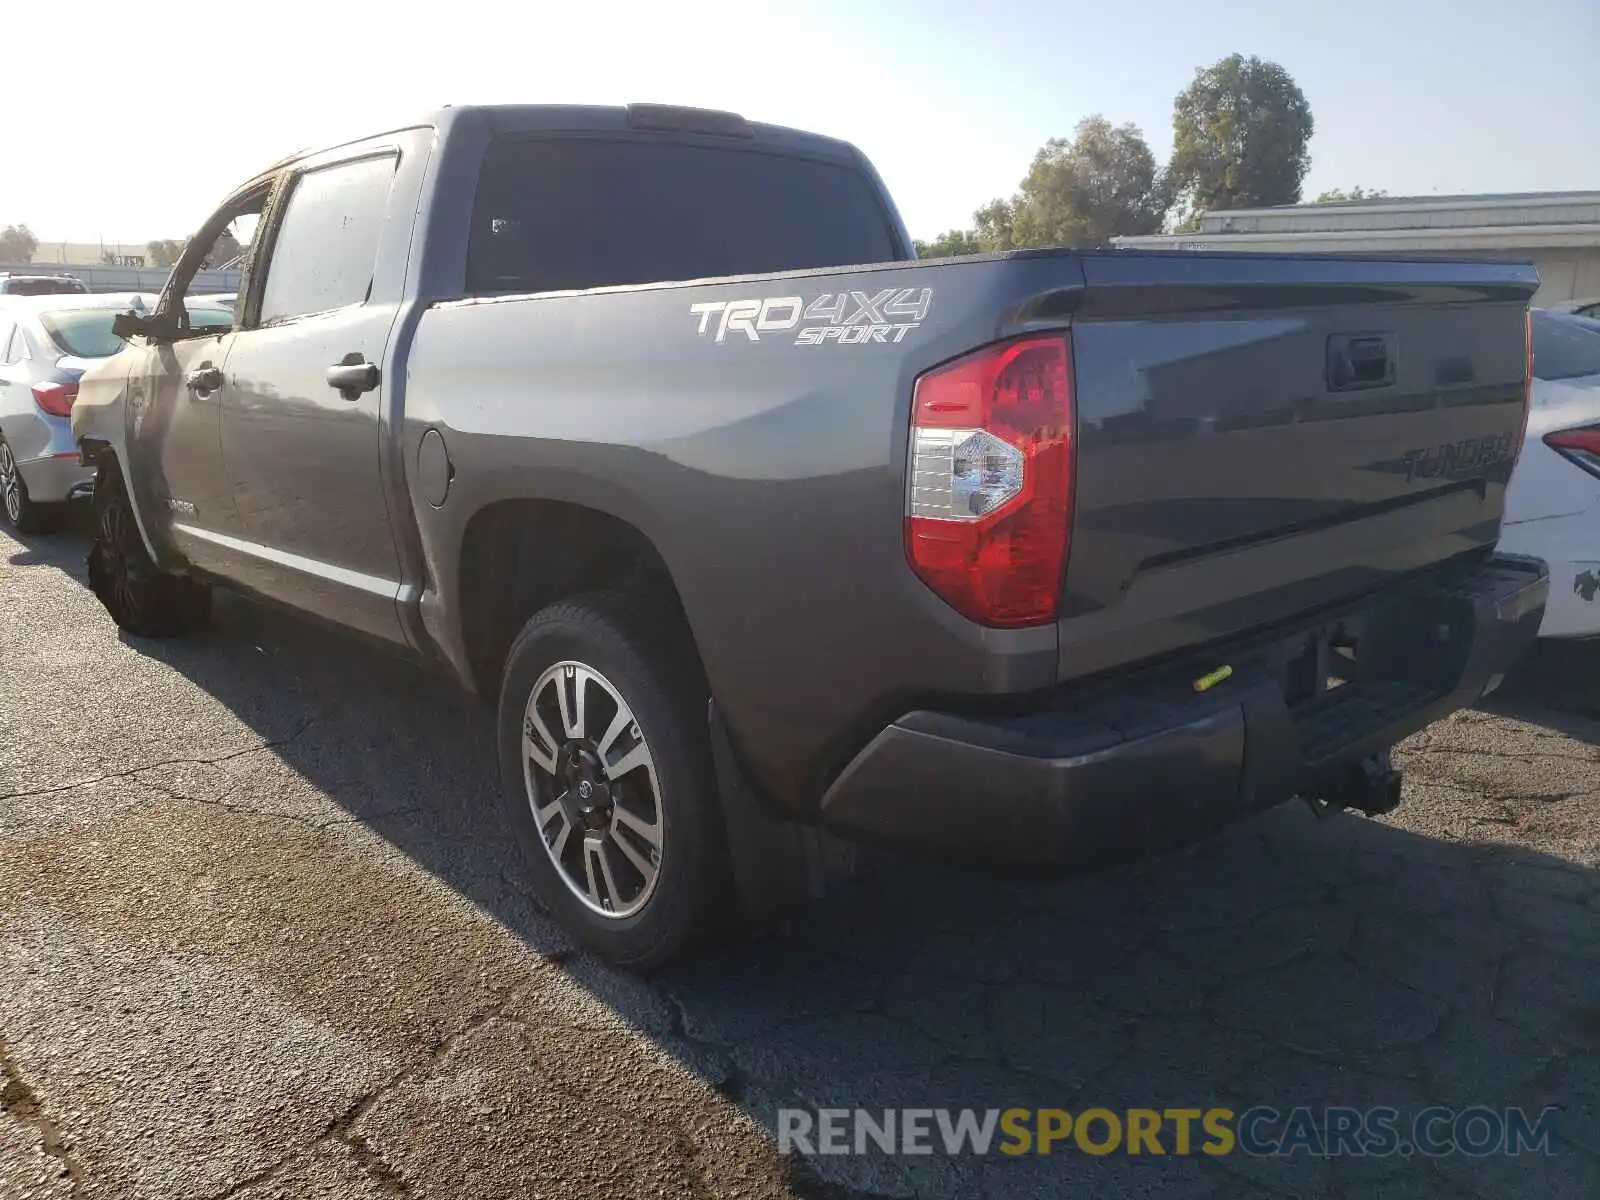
[72,103,1548,967]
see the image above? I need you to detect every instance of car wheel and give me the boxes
[86,466,211,637]
[0,440,55,535]
[497,592,727,969]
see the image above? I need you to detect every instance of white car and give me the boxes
[1548,297,1600,321]
[1497,309,1600,638]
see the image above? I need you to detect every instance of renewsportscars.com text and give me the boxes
[777,1106,1560,1159]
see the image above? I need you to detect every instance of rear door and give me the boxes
[215,132,426,644]
[0,316,30,454]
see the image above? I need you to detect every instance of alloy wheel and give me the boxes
[0,444,20,525]
[100,498,142,620]
[521,660,665,918]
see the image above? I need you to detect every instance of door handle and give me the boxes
[1326,333,1397,392]
[185,365,224,392]
[326,355,380,401]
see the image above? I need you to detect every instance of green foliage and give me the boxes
[147,239,187,267]
[1168,54,1314,224]
[0,223,38,264]
[972,116,1166,251]
[914,229,982,259]
[973,198,1018,252]
[203,230,243,270]
[1313,186,1388,203]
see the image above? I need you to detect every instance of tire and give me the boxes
[86,465,211,637]
[496,592,727,969]
[0,440,57,535]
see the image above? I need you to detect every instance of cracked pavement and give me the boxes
[3,516,1598,1199]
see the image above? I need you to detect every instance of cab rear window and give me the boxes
[466,137,898,295]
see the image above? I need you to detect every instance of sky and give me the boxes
[9,0,1598,247]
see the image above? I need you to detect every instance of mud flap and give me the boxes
[708,701,859,923]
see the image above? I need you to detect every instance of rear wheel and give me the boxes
[87,466,211,637]
[0,441,58,535]
[497,593,726,969]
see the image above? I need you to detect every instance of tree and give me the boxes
[1313,186,1388,204]
[971,116,1167,252]
[100,249,121,265]
[0,224,38,264]
[203,230,242,269]
[1168,54,1314,225]
[973,198,1018,252]
[148,239,186,267]
[914,229,981,259]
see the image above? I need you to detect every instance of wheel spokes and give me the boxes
[520,659,664,920]
[596,707,632,761]
[522,707,559,774]
[556,666,588,739]
[546,810,573,860]
[610,821,656,879]
[604,740,651,782]
[612,802,662,850]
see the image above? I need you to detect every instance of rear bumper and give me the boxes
[1497,512,1600,639]
[18,451,94,503]
[819,554,1549,866]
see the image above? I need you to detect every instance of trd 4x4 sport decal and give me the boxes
[689,288,933,346]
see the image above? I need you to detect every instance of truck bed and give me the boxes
[405,249,1538,812]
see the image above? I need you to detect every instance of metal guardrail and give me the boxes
[0,261,240,295]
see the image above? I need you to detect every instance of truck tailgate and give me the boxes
[1057,252,1539,681]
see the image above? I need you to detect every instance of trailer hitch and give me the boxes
[1304,750,1404,819]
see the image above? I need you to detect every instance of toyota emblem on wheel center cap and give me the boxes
[577,780,593,799]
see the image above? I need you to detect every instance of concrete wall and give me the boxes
[1197,193,1600,236]
[0,261,239,295]
[1114,193,1600,307]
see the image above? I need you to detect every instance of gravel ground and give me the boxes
[2,513,1597,1199]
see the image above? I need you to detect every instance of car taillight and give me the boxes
[905,332,1075,627]
[1544,425,1600,481]
[31,380,78,417]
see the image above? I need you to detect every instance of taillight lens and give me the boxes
[1544,425,1600,480]
[905,332,1074,627]
[31,380,78,417]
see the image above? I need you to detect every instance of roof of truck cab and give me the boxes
[267,104,865,174]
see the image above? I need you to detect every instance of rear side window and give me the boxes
[1532,311,1600,382]
[257,155,396,326]
[40,309,126,357]
[466,137,898,295]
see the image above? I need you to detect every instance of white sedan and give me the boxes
[1498,309,1600,638]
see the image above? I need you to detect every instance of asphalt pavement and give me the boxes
[2,512,1597,1199]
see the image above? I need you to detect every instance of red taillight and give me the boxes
[1544,425,1600,480]
[1545,427,1600,455]
[31,380,78,417]
[904,332,1075,627]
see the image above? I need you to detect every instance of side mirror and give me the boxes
[112,310,150,340]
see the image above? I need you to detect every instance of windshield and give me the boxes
[1531,310,1600,382]
[39,309,128,357]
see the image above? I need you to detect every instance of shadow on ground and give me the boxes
[9,520,1599,1199]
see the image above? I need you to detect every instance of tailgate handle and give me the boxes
[1327,333,1396,392]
